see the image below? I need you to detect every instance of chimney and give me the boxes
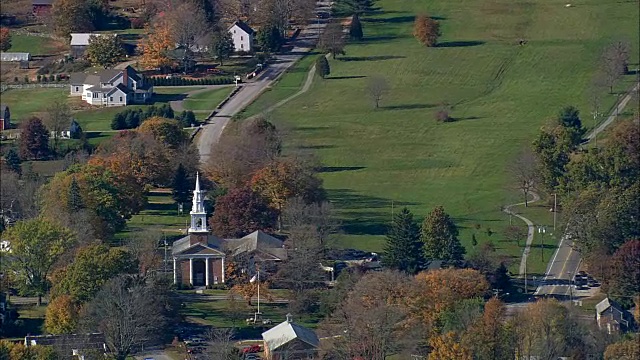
[122,67,129,87]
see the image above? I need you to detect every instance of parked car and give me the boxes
[242,344,261,354]
[262,319,272,325]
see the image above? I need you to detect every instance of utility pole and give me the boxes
[591,107,599,148]
[553,193,557,231]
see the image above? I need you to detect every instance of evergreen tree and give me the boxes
[256,25,283,52]
[421,206,465,261]
[349,14,363,40]
[315,55,330,79]
[5,148,22,175]
[471,233,478,247]
[211,31,235,65]
[172,164,191,205]
[67,176,83,212]
[382,207,426,274]
[491,262,510,291]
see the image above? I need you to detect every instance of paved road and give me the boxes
[534,79,639,298]
[502,192,540,277]
[197,1,333,164]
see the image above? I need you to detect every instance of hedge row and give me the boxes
[111,104,197,130]
[149,76,234,86]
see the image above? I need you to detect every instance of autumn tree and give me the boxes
[164,1,210,71]
[140,20,174,70]
[321,271,413,360]
[531,123,574,193]
[414,14,440,47]
[250,157,325,230]
[509,148,537,207]
[51,243,137,303]
[207,116,282,188]
[601,39,631,93]
[211,31,235,65]
[19,117,50,160]
[51,0,93,37]
[0,27,11,51]
[231,277,273,305]
[85,34,126,68]
[604,337,640,360]
[282,197,339,248]
[408,268,489,329]
[3,218,75,305]
[45,295,80,334]
[137,116,188,149]
[316,55,330,79]
[463,298,513,360]
[349,13,363,40]
[607,239,640,308]
[382,207,426,274]
[429,332,472,360]
[319,22,346,59]
[210,186,278,237]
[366,75,389,109]
[421,206,465,261]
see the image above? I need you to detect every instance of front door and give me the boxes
[192,259,205,286]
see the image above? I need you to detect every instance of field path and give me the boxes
[586,81,639,141]
[502,192,540,277]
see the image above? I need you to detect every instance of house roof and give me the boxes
[0,104,7,113]
[226,230,286,260]
[25,333,106,355]
[70,33,116,47]
[1,52,31,62]
[262,318,319,351]
[124,65,141,82]
[596,298,617,314]
[230,20,255,35]
[32,0,54,5]
[69,72,87,85]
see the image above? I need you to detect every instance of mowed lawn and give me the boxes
[0,88,67,125]
[183,86,234,111]
[8,34,61,55]
[267,0,639,271]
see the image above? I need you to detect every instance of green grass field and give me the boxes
[8,34,59,55]
[183,86,234,111]
[262,0,639,271]
[0,88,67,124]
[236,55,318,119]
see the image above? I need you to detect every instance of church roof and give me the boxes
[172,234,223,255]
[225,230,287,260]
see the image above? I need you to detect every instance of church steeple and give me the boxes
[188,172,208,234]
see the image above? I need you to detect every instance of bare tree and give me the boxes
[509,149,537,207]
[164,1,211,71]
[601,39,631,94]
[44,99,72,153]
[282,197,340,248]
[81,275,171,360]
[319,22,346,59]
[277,225,326,300]
[504,225,527,247]
[366,76,390,109]
[206,116,282,188]
[127,228,164,277]
[206,327,239,360]
[1,171,43,221]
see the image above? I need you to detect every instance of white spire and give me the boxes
[189,172,208,234]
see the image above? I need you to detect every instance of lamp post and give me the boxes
[591,108,600,148]
[537,226,546,262]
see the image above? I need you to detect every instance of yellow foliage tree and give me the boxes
[604,336,640,360]
[428,331,472,360]
[45,295,80,334]
[231,281,273,306]
[137,117,188,149]
[139,20,174,70]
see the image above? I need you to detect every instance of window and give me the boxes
[75,86,79,91]
[241,36,243,40]
[110,97,113,101]
[92,93,98,98]
[234,30,236,34]
[119,97,123,102]
[241,44,244,49]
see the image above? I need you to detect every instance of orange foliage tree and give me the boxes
[0,27,11,51]
[137,116,188,149]
[408,268,489,329]
[231,281,273,306]
[139,19,174,70]
[44,295,80,334]
[429,331,472,360]
[413,14,441,47]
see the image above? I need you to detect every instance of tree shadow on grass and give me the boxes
[340,55,405,62]
[328,188,418,236]
[438,41,485,48]
[297,144,336,150]
[152,93,188,103]
[363,15,416,23]
[453,116,483,121]
[361,35,401,42]
[319,166,365,173]
[328,75,367,80]
[383,104,434,110]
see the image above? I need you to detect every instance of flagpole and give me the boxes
[257,270,260,315]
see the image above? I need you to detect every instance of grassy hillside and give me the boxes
[266,0,639,270]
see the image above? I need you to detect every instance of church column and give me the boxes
[221,257,225,283]
[205,257,210,287]
[173,257,177,284]
[189,258,194,285]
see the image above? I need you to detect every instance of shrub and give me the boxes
[36,74,41,82]
[49,74,55,82]
[13,76,18,83]
[435,109,453,122]
[24,75,29,83]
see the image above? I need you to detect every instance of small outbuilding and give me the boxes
[0,52,31,62]
[70,33,117,58]
[262,314,319,360]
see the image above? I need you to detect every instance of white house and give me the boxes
[228,20,255,52]
[69,66,153,107]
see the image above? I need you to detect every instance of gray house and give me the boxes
[0,104,10,131]
[69,66,152,107]
[596,297,633,334]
